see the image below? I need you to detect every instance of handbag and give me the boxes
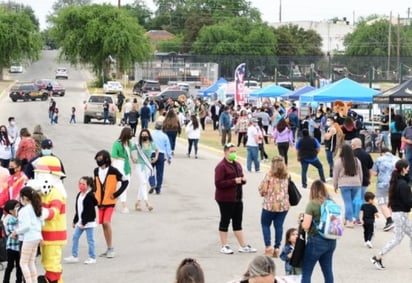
[288,177,302,206]
[148,174,156,188]
[290,225,306,268]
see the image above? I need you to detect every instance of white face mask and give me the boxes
[326,121,332,126]
[10,121,15,126]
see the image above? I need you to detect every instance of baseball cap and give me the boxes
[41,139,53,149]
[223,143,236,151]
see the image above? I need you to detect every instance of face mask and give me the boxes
[326,121,332,126]
[9,121,15,126]
[8,168,15,175]
[142,137,149,142]
[41,149,52,156]
[228,153,237,162]
[79,184,88,192]
[96,160,105,167]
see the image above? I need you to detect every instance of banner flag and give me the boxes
[234,63,246,107]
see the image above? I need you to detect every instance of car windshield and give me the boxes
[89,96,113,103]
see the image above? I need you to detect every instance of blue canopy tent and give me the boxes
[197,77,228,97]
[249,84,291,98]
[281,85,315,100]
[300,78,379,103]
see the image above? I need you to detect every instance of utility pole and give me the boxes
[118,0,121,8]
[387,12,392,80]
[397,14,401,82]
[279,0,282,23]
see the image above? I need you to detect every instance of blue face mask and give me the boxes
[41,149,52,156]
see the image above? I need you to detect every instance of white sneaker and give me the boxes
[106,249,115,258]
[84,258,96,264]
[220,245,234,254]
[64,256,79,263]
[238,245,257,253]
[366,241,373,249]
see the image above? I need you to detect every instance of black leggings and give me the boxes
[237,132,247,147]
[391,133,402,158]
[277,142,290,165]
[3,249,23,283]
[217,201,243,232]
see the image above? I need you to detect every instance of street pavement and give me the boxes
[0,51,411,282]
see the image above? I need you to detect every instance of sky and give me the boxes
[14,0,412,30]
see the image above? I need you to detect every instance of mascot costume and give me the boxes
[333,100,352,125]
[28,155,67,283]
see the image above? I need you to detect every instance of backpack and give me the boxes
[313,199,344,240]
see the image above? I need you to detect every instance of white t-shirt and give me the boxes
[98,167,109,184]
[246,126,259,147]
[76,191,97,228]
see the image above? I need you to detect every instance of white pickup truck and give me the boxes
[83,94,117,124]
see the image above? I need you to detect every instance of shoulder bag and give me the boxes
[288,177,302,206]
[290,224,306,268]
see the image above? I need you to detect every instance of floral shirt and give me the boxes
[258,173,290,212]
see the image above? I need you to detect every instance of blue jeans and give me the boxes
[353,186,367,221]
[141,118,149,129]
[71,226,96,259]
[165,131,178,151]
[300,158,326,188]
[260,209,288,249]
[340,186,361,221]
[325,150,334,177]
[154,152,165,193]
[406,148,412,180]
[381,131,390,149]
[302,234,336,283]
[246,146,260,172]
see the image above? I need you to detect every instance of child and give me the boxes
[12,187,43,283]
[64,176,98,264]
[280,228,302,275]
[360,191,379,248]
[70,107,76,124]
[93,150,128,258]
[2,199,23,283]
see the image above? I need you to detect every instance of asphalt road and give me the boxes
[0,51,411,282]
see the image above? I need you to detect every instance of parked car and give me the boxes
[103,81,123,94]
[55,67,68,79]
[9,63,23,73]
[9,83,49,102]
[152,89,188,103]
[167,81,190,92]
[33,79,66,96]
[83,94,116,124]
[133,79,161,96]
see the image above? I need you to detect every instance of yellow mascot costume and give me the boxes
[31,156,67,283]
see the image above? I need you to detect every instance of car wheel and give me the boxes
[41,94,48,101]
[60,93,65,97]
[11,98,17,102]
[84,116,90,124]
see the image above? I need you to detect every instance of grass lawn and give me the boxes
[183,123,381,194]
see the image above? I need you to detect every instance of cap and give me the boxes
[223,143,236,151]
[155,120,163,129]
[41,139,53,149]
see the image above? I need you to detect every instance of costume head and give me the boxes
[333,101,352,118]
[30,155,67,198]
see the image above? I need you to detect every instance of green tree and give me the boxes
[0,1,39,30]
[0,7,42,79]
[50,4,152,83]
[157,34,183,53]
[123,0,153,30]
[52,0,92,11]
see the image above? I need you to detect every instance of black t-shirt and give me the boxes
[353,148,374,186]
[360,203,378,224]
[381,115,389,131]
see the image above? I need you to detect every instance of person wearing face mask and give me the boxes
[24,139,65,180]
[111,127,137,213]
[0,159,27,213]
[64,176,98,264]
[93,150,128,259]
[323,115,344,179]
[7,117,19,159]
[0,125,12,168]
[214,143,256,255]
[134,129,158,211]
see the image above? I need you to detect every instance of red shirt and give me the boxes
[214,158,246,202]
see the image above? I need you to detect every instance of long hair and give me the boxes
[394,115,406,132]
[175,258,205,283]
[276,118,288,132]
[0,125,10,145]
[163,110,180,129]
[138,129,153,146]
[388,159,409,208]
[339,144,357,176]
[190,115,199,130]
[95,150,112,167]
[309,180,329,203]
[20,186,42,217]
[118,127,132,145]
[285,228,298,245]
[268,156,288,179]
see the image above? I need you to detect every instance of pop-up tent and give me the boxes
[249,84,291,98]
[281,85,315,100]
[373,79,412,104]
[300,78,379,103]
[198,77,228,96]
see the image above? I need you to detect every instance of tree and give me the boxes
[0,1,40,30]
[0,7,43,79]
[50,4,152,83]
[52,0,92,12]
[123,0,153,30]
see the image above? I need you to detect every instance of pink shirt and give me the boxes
[273,128,294,144]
